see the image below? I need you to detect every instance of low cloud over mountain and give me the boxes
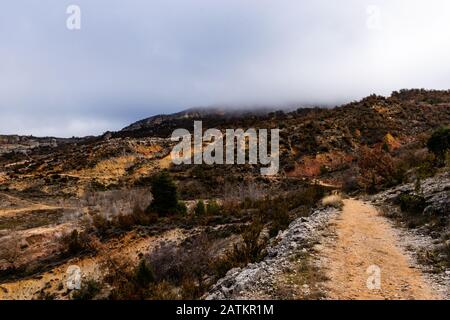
[2,0,450,136]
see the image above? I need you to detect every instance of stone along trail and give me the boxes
[320,199,441,300]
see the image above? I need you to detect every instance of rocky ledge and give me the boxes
[371,171,450,217]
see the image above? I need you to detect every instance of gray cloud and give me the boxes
[1,0,450,137]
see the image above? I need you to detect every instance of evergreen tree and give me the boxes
[147,171,185,216]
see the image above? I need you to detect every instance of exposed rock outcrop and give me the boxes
[372,172,450,217]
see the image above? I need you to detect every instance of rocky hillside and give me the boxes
[1,89,449,199]
[0,89,449,300]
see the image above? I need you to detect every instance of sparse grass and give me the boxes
[149,281,180,300]
[193,200,206,216]
[275,250,327,300]
[0,208,65,231]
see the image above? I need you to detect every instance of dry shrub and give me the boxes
[241,220,266,261]
[395,147,436,180]
[85,200,158,237]
[115,203,158,230]
[249,196,289,237]
[145,242,179,282]
[357,146,402,192]
[150,281,180,300]
[321,194,344,209]
[91,213,113,236]
[60,229,99,256]
[101,253,150,300]
[398,193,427,215]
[247,185,325,237]
[100,234,214,300]
[214,219,266,278]
[71,279,102,300]
[342,172,360,193]
[356,144,438,192]
[284,184,326,209]
[115,214,136,230]
[397,147,430,168]
[146,235,213,298]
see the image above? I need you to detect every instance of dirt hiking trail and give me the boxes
[321,198,441,300]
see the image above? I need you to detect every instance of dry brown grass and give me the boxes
[70,156,137,183]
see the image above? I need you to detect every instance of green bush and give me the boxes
[194,200,206,216]
[102,256,152,300]
[147,171,185,216]
[116,203,158,229]
[444,242,450,267]
[206,200,221,215]
[176,202,187,215]
[116,214,136,230]
[416,159,437,179]
[241,220,266,261]
[427,126,450,166]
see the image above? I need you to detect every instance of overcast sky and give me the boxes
[1,0,450,137]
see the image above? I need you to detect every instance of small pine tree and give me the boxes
[427,126,450,166]
[147,171,183,216]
